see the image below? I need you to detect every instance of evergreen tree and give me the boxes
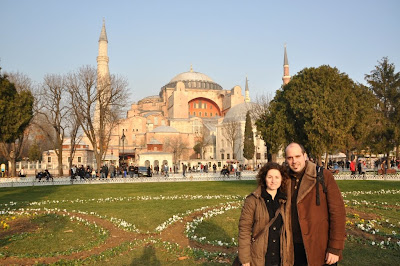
[365,57,400,161]
[243,111,255,160]
[257,65,375,165]
[0,70,34,176]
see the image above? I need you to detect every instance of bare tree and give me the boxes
[249,94,272,122]
[194,125,213,159]
[164,135,190,165]
[66,65,129,173]
[221,121,242,160]
[34,74,70,176]
[66,114,82,171]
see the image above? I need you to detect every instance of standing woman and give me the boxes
[238,162,294,266]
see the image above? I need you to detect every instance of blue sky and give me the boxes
[1,0,399,102]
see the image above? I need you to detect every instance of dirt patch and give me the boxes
[0,217,38,239]
[346,207,381,220]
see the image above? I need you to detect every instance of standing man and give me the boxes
[285,143,346,266]
[182,163,187,177]
[164,163,169,178]
[101,163,108,179]
[128,163,135,178]
[109,163,116,178]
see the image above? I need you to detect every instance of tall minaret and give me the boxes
[245,76,250,102]
[282,44,291,85]
[97,18,110,85]
[94,19,111,130]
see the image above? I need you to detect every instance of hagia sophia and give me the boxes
[55,20,291,172]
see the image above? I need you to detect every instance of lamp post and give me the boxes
[121,129,126,166]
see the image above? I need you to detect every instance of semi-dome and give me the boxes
[223,102,258,123]
[138,95,161,105]
[163,66,223,90]
[150,125,179,133]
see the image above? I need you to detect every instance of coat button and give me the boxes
[273,226,276,230]
[273,239,276,243]
[267,200,270,202]
[272,252,275,256]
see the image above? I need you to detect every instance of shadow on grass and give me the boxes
[130,244,161,266]
[0,185,61,208]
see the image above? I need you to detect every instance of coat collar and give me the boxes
[252,186,287,203]
[297,161,317,203]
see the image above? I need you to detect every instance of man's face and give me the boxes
[285,144,306,173]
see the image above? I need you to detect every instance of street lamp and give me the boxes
[121,129,126,166]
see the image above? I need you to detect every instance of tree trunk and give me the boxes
[271,153,277,163]
[9,157,16,177]
[58,149,63,177]
[325,153,329,169]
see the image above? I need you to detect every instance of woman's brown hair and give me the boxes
[256,162,289,191]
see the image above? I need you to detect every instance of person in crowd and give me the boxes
[238,162,293,266]
[213,163,217,173]
[19,167,26,177]
[285,143,346,266]
[349,158,356,176]
[109,163,116,178]
[182,163,187,177]
[101,163,108,179]
[164,163,169,178]
[91,167,97,179]
[128,163,135,178]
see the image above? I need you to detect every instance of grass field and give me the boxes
[0,180,399,265]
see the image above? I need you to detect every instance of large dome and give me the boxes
[169,71,214,83]
[223,102,258,123]
[163,67,222,90]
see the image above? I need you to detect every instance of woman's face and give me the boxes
[265,169,282,191]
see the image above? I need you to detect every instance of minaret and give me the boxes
[282,44,291,85]
[97,18,110,85]
[94,19,111,130]
[245,76,250,102]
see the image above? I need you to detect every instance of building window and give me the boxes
[147,119,151,124]
[227,154,230,159]
[161,120,166,126]
[265,153,268,159]
[204,103,207,109]
[199,112,202,116]
[48,157,51,163]
[221,154,225,159]
[154,117,158,125]
[205,112,207,116]
[256,153,261,159]
[210,105,213,109]
[193,112,196,116]
[210,113,213,117]
[78,157,82,163]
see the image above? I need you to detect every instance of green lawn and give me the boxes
[0,180,399,265]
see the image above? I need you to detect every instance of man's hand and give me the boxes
[242,263,250,266]
[325,252,339,265]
